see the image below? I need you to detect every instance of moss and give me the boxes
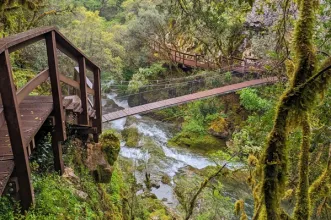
[94,164,113,183]
[294,115,311,220]
[253,0,327,218]
[161,174,171,185]
[234,199,245,216]
[248,154,258,167]
[143,137,165,158]
[208,117,228,133]
[121,127,139,147]
[169,131,226,150]
[100,130,121,166]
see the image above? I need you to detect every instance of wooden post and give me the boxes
[195,54,198,67]
[45,31,66,141]
[45,31,66,175]
[51,133,64,175]
[78,57,88,125]
[0,50,34,211]
[93,68,102,142]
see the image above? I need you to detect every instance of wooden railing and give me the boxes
[150,40,260,71]
[0,26,101,210]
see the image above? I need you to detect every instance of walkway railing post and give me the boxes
[93,68,102,142]
[45,31,66,175]
[78,57,89,125]
[0,50,34,211]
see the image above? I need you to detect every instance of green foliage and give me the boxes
[238,88,271,112]
[225,71,232,82]
[100,130,121,166]
[169,131,226,150]
[0,197,15,219]
[30,133,54,173]
[128,62,167,92]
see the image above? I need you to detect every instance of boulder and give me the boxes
[74,189,88,200]
[63,167,79,184]
[121,126,139,147]
[84,130,120,183]
[208,117,230,139]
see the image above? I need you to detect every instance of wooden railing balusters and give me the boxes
[0,50,34,211]
[78,57,89,125]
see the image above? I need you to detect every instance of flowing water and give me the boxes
[102,92,252,217]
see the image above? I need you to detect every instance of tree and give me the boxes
[253,0,331,219]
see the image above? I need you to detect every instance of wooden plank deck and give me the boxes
[102,77,278,123]
[0,95,97,195]
[0,96,54,194]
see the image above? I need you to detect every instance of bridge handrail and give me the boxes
[149,39,259,68]
[0,27,102,209]
[0,26,102,132]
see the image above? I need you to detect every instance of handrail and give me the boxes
[0,26,99,72]
[15,68,96,106]
[16,69,50,104]
[0,27,102,211]
[59,73,95,95]
[150,39,259,68]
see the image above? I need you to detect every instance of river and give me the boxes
[102,92,253,218]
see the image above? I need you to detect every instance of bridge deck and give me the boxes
[0,95,98,195]
[103,77,277,122]
[0,96,54,194]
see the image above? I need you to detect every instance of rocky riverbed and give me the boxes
[102,92,253,219]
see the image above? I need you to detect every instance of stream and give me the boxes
[102,92,253,218]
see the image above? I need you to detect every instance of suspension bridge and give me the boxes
[102,41,278,122]
[102,77,277,122]
[103,46,277,122]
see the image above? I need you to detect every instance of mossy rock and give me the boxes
[142,137,165,158]
[99,130,121,166]
[168,131,226,151]
[93,164,113,183]
[121,127,139,147]
[125,116,138,127]
[161,174,171,185]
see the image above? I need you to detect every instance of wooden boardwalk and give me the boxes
[0,27,102,211]
[151,41,262,73]
[103,77,277,122]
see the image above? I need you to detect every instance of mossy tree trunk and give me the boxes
[294,115,311,220]
[254,0,322,219]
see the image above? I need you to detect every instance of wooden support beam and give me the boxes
[78,57,88,125]
[51,133,64,175]
[45,31,66,142]
[0,50,34,211]
[93,68,102,137]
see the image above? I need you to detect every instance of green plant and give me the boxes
[100,130,121,166]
